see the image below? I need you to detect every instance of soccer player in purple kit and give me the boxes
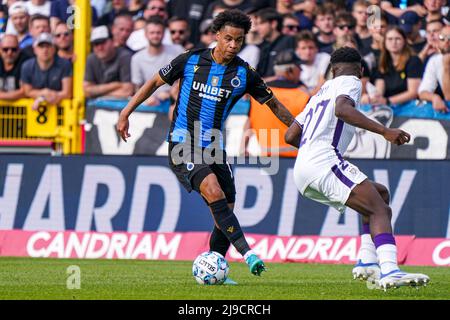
[285,47,430,291]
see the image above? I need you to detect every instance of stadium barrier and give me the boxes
[0,230,448,266]
[85,99,450,159]
[0,99,83,154]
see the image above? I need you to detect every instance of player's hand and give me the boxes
[432,95,449,113]
[383,128,411,145]
[116,113,131,142]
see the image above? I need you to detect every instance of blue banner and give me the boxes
[0,155,449,238]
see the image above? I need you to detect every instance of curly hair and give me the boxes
[211,9,252,34]
[330,46,362,65]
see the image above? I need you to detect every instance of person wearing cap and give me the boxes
[84,25,134,99]
[419,25,450,113]
[0,34,28,100]
[20,32,73,107]
[372,26,423,106]
[7,2,33,49]
[398,11,427,54]
[247,49,309,157]
[130,16,184,105]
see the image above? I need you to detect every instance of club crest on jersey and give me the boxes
[231,76,241,88]
[186,162,195,171]
[211,76,220,86]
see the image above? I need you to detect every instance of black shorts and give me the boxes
[168,142,236,203]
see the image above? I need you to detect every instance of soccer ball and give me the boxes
[192,251,230,285]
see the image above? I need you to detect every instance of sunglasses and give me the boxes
[438,34,450,41]
[170,29,185,35]
[2,47,18,53]
[284,25,300,31]
[148,6,165,12]
[338,24,355,30]
[55,32,70,38]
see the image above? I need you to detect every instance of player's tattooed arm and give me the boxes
[265,96,295,127]
[116,74,166,142]
[285,120,303,148]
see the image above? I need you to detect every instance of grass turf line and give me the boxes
[0,257,448,300]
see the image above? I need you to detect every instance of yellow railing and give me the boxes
[0,99,83,154]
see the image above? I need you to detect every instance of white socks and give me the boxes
[358,233,378,264]
[376,244,399,275]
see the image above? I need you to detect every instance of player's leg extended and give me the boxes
[200,174,266,276]
[346,180,429,290]
[353,182,388,281]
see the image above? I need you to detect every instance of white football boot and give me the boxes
[352,260,381,281]
[378,269,430,291]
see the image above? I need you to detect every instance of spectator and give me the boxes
[84,25,134,99]
[333,11,357,43]
[0,34,27,100]
[130,16,184,105]
[418,19,444,64]
[255,8,296,79]
[380,1,428,19]
[53,21,74,61]
[295,30,330,95]
[126,0,171,52]
[398,11,427,54]
[313,3,336,54]
[373,26,423,105]
[418,25,450,113]
[247,49,309,157]
[97,0,129,26]
[22,14,51,57]
[276,0,295,15]
[166,0,210,45]
[21,32,72,107]
[245,8,263,45]
[281,13,301,37]
[204,0,254,20]
[111,13,134,52]
[7,2,33,49]
[128,0,145,21]
[292,0,316,31]
[364,10,389,72]
[50,0,98,32]
[168,17,194,50]
[423,0,447,24]
[133,17,146,31]
[196,19,216,49]
[25,0,51,17]
[352,0,371,56]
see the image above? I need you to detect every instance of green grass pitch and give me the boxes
[0,257,448,300]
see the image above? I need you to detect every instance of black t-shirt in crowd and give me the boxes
[374,55,423,98]
[257,34,296,78]
[0,52,29,91]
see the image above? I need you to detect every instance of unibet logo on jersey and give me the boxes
[192,81,232,102]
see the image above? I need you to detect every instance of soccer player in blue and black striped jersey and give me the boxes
[117,9,295,280]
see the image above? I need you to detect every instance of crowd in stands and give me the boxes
[0,0,449,114]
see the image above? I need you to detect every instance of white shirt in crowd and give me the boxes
[126,28,173,52]
[131,44,184,95]
[300,52,330,93]
[418,53,445,95]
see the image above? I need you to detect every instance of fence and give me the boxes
[0,99,83,154]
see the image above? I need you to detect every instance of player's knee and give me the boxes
[379,186,390,205]
[204,185,226,202]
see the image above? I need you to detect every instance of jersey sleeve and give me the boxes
[246,65,274,104]
[158,51,190,85]
[335,76,362,107]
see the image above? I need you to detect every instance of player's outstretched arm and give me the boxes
[265,96,295,127]
[116,74,166,142]
[285,120,303,148]
[335,95,411,145]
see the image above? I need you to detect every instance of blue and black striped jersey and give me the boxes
[159,48,274,148]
